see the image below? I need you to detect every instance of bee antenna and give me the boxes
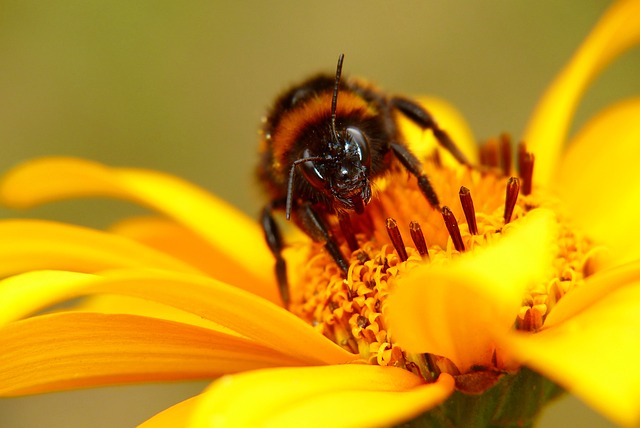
[285,156,324,220]
[330,53,345,142]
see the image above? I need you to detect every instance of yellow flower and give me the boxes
[1,0,640,426]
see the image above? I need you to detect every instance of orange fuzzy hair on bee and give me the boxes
[270,91,378,170]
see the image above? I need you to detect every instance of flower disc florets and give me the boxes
[288,140,599,381]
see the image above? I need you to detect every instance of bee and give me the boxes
[258,54,469,305]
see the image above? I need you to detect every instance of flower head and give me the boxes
[2,1,640,427]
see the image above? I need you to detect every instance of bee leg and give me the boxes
[260,202,290,306]
[391,96,471,167]
[297,202,350,274]
[390,142,441,209]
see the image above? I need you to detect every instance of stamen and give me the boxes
[499,133,512,176]
[409,221,430,258]
[386,218,408,262]
[459,186,478,235]
[517,142,527,173]
[519,150,535,196]
[479,138,499,168]
[504,177,520,224]
[442,206,465,252]
[338,212,359,252]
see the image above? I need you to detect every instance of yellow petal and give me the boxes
[0,312,306,396]
[0,270,96,326]
[189,365,454,428]
[0,269,355,364]
[523,0,640,186]
[388,209,557,372]
[556,98,640,264]
[500,281,640,427]
[139,396,201,428]
[0,157,275,289]
[543,258,640,329]
[0,219,199,278]
[399,96,478,166]
[110,216,278,302]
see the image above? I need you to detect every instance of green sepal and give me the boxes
[399,368,564,428]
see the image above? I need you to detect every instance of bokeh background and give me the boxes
[0,1,637,426]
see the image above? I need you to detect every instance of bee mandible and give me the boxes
[257,54,470,305]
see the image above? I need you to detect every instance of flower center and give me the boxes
[287,138,600,380]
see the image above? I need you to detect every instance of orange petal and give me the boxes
[556,98,640,264]
[71,294,242,335]
[0,269,355,365]
[399,96,478,166]
[0,157,275,288]
[0,219,199,278]
[388,209,557,372]
[523,0,640,186]
[189,365,454,427]
[500,281,640,427]
[0,312,307,396]
[110,216,278,302]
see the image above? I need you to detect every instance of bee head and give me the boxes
[285,53,372,219]
[299,126,372,213]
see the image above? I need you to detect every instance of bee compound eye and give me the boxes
[300,151,326,190]
[345,127,371,168]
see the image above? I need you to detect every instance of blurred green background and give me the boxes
[0,1,637,426]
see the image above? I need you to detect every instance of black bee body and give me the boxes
[259,74,395,213]
[257,55,469,305]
